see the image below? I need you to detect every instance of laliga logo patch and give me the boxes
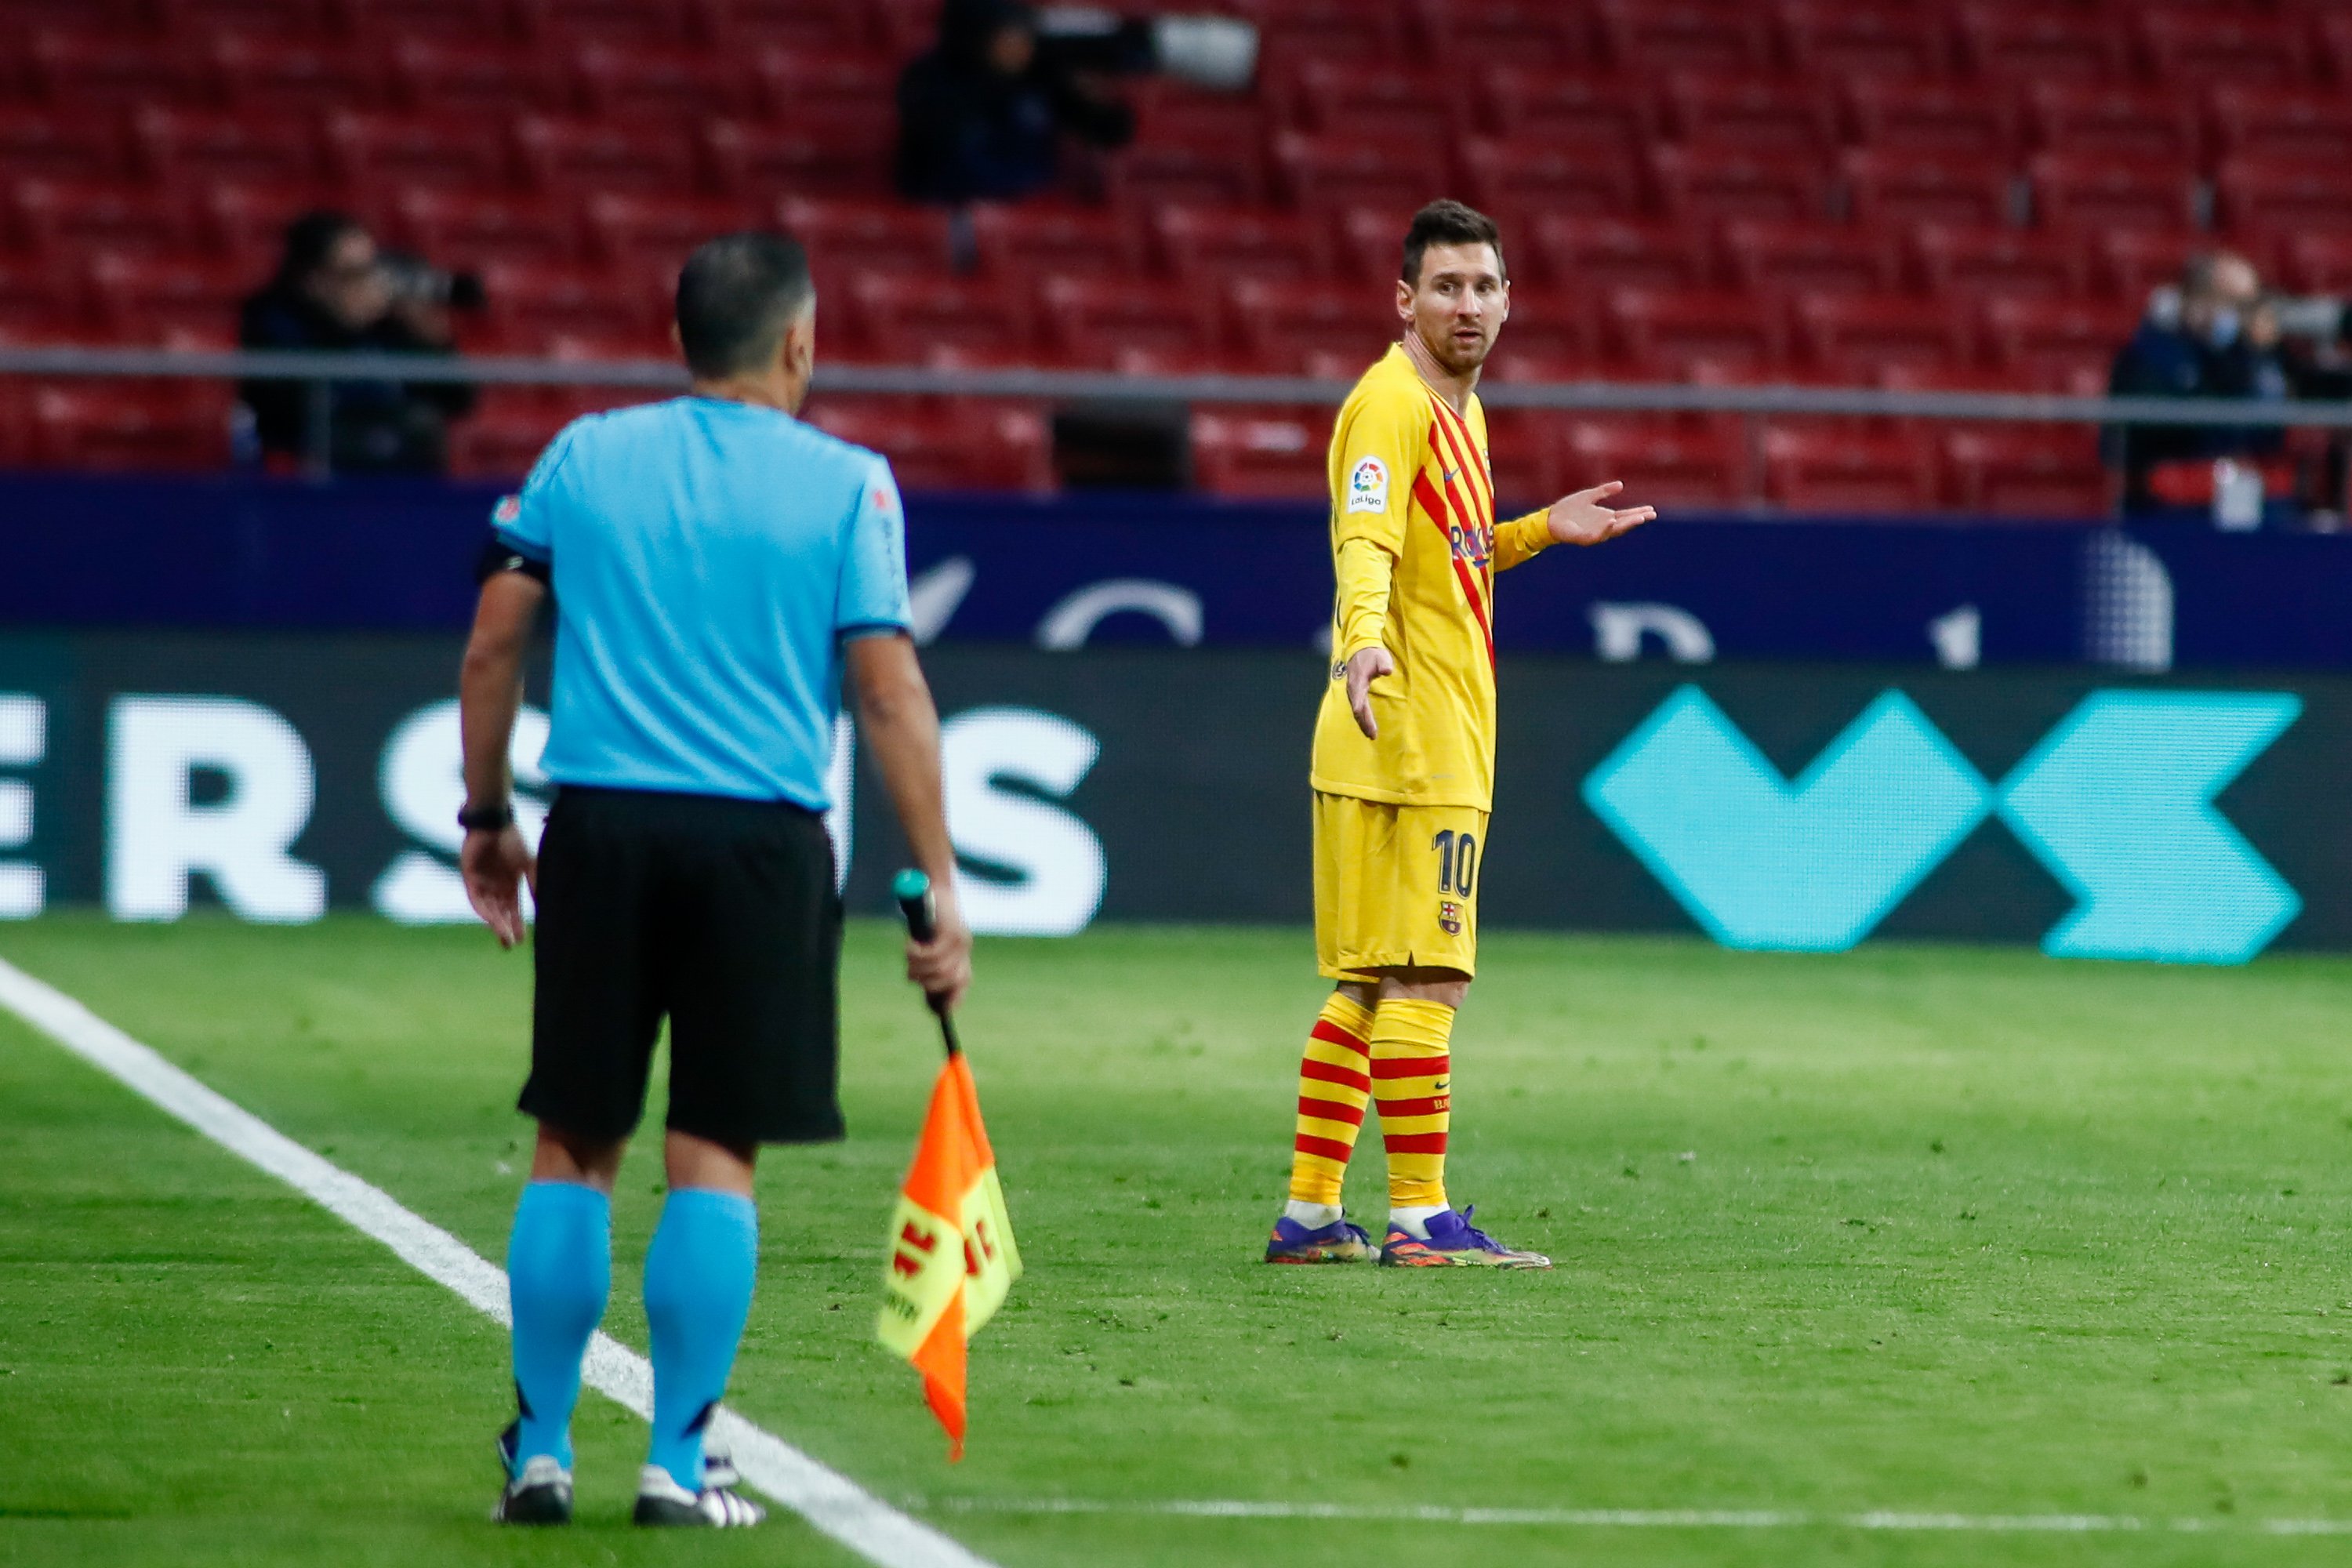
[1438,898,1463,935]
[1345,456,1388,514]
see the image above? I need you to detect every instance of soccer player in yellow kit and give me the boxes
[1265,200,1654,1269]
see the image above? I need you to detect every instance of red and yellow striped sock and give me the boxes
[1371,998,1453,1210]
[1286,992,1377,1207]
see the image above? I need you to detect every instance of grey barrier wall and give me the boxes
[0,632,2342,964]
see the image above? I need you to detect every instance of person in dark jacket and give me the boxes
[895,0,1136,206]
[238,211,475,475]
[2106,250,2292,510]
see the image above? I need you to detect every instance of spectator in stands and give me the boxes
[238,211,476,476]
[895,0,1137,207]
[2106,250,2291,512]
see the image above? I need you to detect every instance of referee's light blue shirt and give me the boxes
[492,396,912,811]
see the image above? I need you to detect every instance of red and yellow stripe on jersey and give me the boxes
[1309,344,1555,812]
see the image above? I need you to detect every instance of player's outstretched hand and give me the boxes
[909,888,974,1014]
[1546,480,1656,546]
[1344,645,1396,739]
[461,825,536,949]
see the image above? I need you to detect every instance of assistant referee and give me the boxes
[455,232,971,1529]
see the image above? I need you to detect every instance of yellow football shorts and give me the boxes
[1312,791,1488,982]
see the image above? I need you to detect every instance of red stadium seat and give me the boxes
[199,180,347,267]
[1479,68,1660,154]
[447,390,575,480]
[691,0,878,53]
[1563,417,1746,507]
[1040,275,1216,366]
[1111,93,1269,209]
[88,253,252,344]
[29,30,212,107]
[1275,131,1453,216]
[130,107,324,188]
[0,256,85,343]
[515,114,699,196]
[572,42,756,122]
[1778,2,1954,79]
[211,34,388,112]
[1955,7,2127,83]
[1527,215,1711,293]
[2208,87,2352,166]
[2317,9,2352,92]
[323,110,515,192]
[1652,145,1831,226]
[1156,206,1330,285]
[2281,233,2352,295]
[2093,228,2208,306]
[1720,220,1904,301]
[582,191,759,279]
[807,401,1054,493]
[11,179,196,261]
[154,0,332,34]
[1288,64,1466,146]
[1911,226,2090,305]
[0,107,132,185]
[1475,411,1553,510]
[1230,0,1406,67]
[343,0,517,42]
[779,198,956,293]
[972,207,1147,281]
[1980,296,2134,394]
[1190,408,1330,499]
[1228,277,1398,373]
[2025,83,2202,165]
[1667,73,1841,154]
[31,384,232,471]
[751,48,895,124]
[2028,152,2198,234]
[1606,289,1785,379]
[1940,426,2110,517]
[474,259,663,351]
[851,275,1037,364]
[1464,137,1642,225]
[1596,0,1775,74]
[1794,292,1973,380]
[512,0,691,45]
[2214,157,2352,239]
[1410,0,1597,74]
[1845,78,2020,160]
[1494,300,1594,369]
[395,188,583,269]
[390,39,572,115]
[1842,149,2015,231]
[2138,12,2314,89]
[702,118,890,202]
[1762,425,1940,512]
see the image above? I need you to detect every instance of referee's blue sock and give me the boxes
[643,1188,760,1488]
[505,1180,612,1474]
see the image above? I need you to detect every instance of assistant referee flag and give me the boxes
[877,1054,1021,1459]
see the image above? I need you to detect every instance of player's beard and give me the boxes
[1422,321,1496,377]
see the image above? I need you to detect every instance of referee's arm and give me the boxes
[847,631,972,1012]
[458,568,545,949]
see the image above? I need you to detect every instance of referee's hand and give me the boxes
[462,826,537,949]
[908,889,973,1013]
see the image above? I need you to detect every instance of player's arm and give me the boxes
[848,633,971,1012]
[459,568,545,949]
[1493,482,1656,572]
[1332,394,1417,739]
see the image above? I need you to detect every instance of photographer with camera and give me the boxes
[238,210,479,477]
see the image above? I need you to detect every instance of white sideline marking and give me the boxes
[914,1496,2352,1537]
[0,954,995,1568]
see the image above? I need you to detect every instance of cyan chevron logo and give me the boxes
[1583,686,2302,964]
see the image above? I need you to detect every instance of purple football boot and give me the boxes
[1264,1213,1376,1263]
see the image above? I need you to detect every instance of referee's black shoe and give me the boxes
[491,1419,574,1525]
[633,1445,765,1528]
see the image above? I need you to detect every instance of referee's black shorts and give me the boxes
[521,785,844,1149]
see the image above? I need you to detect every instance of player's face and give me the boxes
[1399,242,1508,376]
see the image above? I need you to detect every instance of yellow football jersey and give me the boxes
[1309,344,1552,811]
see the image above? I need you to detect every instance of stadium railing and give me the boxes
[3,343,2349,493]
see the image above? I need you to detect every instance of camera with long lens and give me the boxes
[378,250,488,312]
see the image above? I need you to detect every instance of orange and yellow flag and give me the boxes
[877,1053,1022,1460]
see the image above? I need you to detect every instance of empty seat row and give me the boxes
[0,0,931,53]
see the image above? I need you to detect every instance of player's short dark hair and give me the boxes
[674,231,815,379]
[1401,200,1505,288]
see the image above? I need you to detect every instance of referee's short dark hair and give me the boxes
[1401,200,1505,288]
[675,232,815,379]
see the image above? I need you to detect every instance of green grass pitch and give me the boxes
[4,914,2352,1566]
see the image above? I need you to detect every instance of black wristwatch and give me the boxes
[457,800,514,833]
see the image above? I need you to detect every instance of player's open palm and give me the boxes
[1546,480,1655,546]
[462,825,536,949]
